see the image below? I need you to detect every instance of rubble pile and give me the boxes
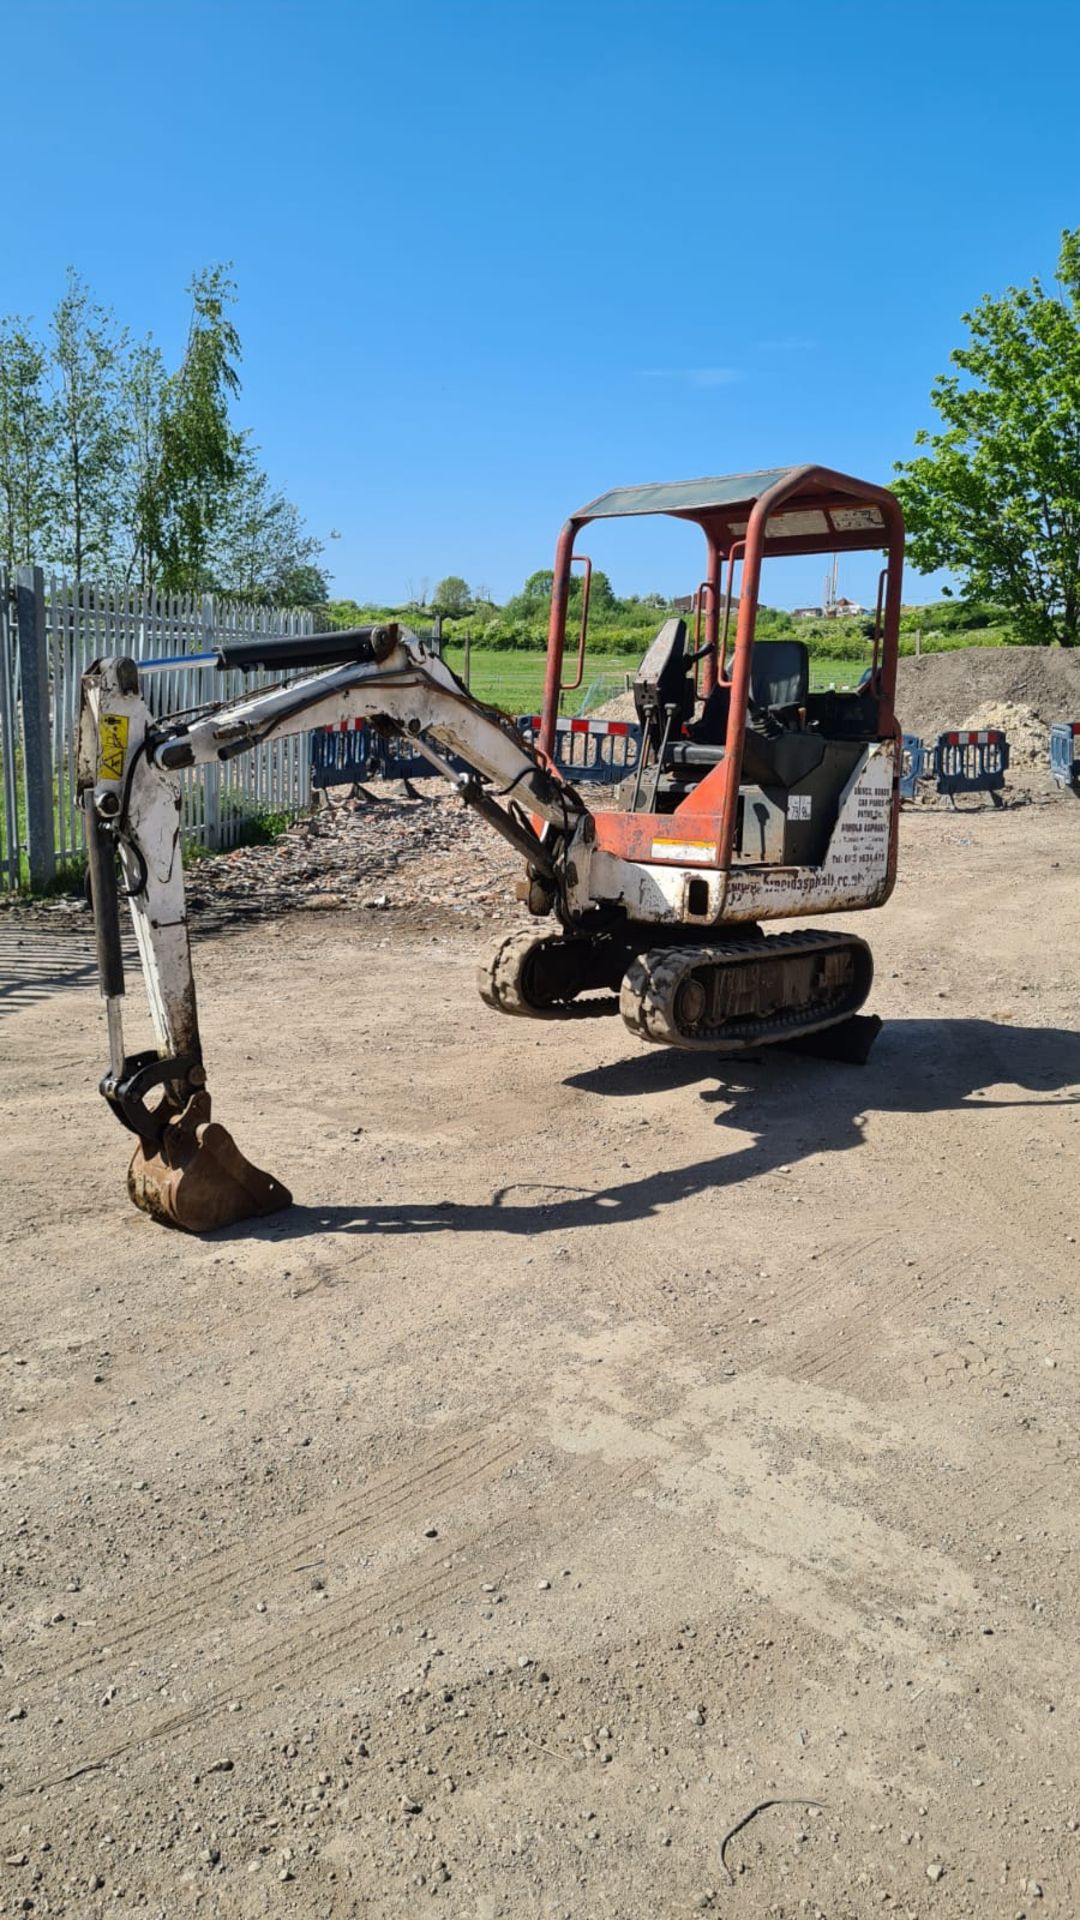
[184,786,520,929]
[958,698,1049,766]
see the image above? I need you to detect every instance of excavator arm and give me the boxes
[77,624,588,1231]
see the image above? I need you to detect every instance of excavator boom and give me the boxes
[78,625,588,1231]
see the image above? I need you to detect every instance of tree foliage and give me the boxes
[895,230,1080,646]
[0,319,54,569]
[50,270,127,577]
[211,443,327,606]
[121,339,168,588]
[140,266,243,593]
[432,574,471,616]
[0,265,325,605]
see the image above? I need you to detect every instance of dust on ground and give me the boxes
[2,770,1080,1917]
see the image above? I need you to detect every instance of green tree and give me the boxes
[432,574,471,616]
[519,568,553,604]
[119,338,168,587]
[50,269,127,577]
[0,319,54,570]
[211,445,327,606]
[514,564,615,612]
[895,229,1080,646]
[137,265,243,592]
[578,566,615,612]
[0,265,327,606]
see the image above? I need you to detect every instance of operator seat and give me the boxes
[691,638,810,743]
[632,618,694,754]
[666,637,824,791]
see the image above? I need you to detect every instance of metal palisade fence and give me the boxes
[0,575,21,888]
[0,565,316,890]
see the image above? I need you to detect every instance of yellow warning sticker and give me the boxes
[98,712,129,782]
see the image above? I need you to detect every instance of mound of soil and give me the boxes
[594,687,638,724]
[894,644,1080,744]
[955,698,1048,766]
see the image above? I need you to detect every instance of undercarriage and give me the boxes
[479,922,874,1051]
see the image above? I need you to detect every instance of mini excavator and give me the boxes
[79,464,905,1230]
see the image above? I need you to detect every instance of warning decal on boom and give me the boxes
[98,713,130,782]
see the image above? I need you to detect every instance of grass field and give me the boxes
[441,649,639,715]
[442,647,865,716]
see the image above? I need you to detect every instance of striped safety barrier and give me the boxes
[1049,721,1080,790]
[516,714,643,785]
[311,719,372,788]
[899,733,927,802]
[311,722,467,787]
[375,737,435,782]
[934,728,1009,806]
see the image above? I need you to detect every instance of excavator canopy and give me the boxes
[570,465,897,556]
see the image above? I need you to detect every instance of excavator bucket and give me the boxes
[127,1092,291,1232]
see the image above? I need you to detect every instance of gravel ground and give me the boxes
[1,793,1079,1919]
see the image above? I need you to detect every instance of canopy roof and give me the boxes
[570,465,900,556]
[574,470,795,520]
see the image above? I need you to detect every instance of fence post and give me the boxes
[15,565,55,889]
[199,593,223,848]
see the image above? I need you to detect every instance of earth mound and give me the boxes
[894,644,1080,745]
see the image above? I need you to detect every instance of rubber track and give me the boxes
[478,927,619,1020]
[619,930,872,1052]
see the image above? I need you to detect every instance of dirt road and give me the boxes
[2,803,1079,1919]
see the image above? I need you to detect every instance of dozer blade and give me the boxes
[127,1092,291,1232]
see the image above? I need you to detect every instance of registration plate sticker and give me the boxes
[98,712,130,782]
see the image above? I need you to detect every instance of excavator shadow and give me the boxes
[230,1018,1080,1245]
[566,1014,1080,1107]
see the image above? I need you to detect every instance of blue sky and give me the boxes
[3,0,1078,609]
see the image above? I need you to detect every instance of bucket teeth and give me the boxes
[127,1091,291,1232]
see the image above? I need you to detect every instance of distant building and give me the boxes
[825,596,866,619]
[673,592,740,613]
[792,606,821,620]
